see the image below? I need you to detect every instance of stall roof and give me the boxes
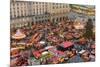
[60,41,73,48]
[32,51,41,58]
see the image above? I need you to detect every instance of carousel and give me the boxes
[12,29,26,40]
[11,29,26,50]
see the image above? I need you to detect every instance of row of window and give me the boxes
[12,2,68,7]
[11,10,48,18]
[12,2,47,6]
[11,5,46,12]
[11,6,47,18]
[53,5,68,9]
[11,10,67,18]
[36,15,49,18]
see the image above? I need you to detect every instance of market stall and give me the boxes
[57,41,74,51]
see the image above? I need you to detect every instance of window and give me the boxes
[21,3,23,6]
[13,3,15,6]
[53,3,55,5]
[42,2,45,4]
[17,7,19,9]
[56,3,58,5]
[10,12,12,18]
[40,10,42,14]
[33,12,35,15]
[21,9,22,12]
[37,11,38,15]
[36,2,38,4]
[13,8,15,10]
[24,2,26,5]
[39,2,41,4]
[21,13,23,16]
[63,5,65,8]
[45,3,47,5]
[53,6,55,9]
[56,6,58,8]
[17,3,19,6]
[17,10,19,14]
[66,5,68,8]
[14,14,16,17]
[60,5,62,8]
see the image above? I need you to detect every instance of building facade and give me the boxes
[10,0,70,28]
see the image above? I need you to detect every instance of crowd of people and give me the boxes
[10,17,95,66]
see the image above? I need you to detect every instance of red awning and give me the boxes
[32,51,41,58]
[61,41,73,48]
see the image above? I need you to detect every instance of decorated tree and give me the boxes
[83,18,93,40]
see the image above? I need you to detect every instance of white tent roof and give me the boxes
[12,29,26,39]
